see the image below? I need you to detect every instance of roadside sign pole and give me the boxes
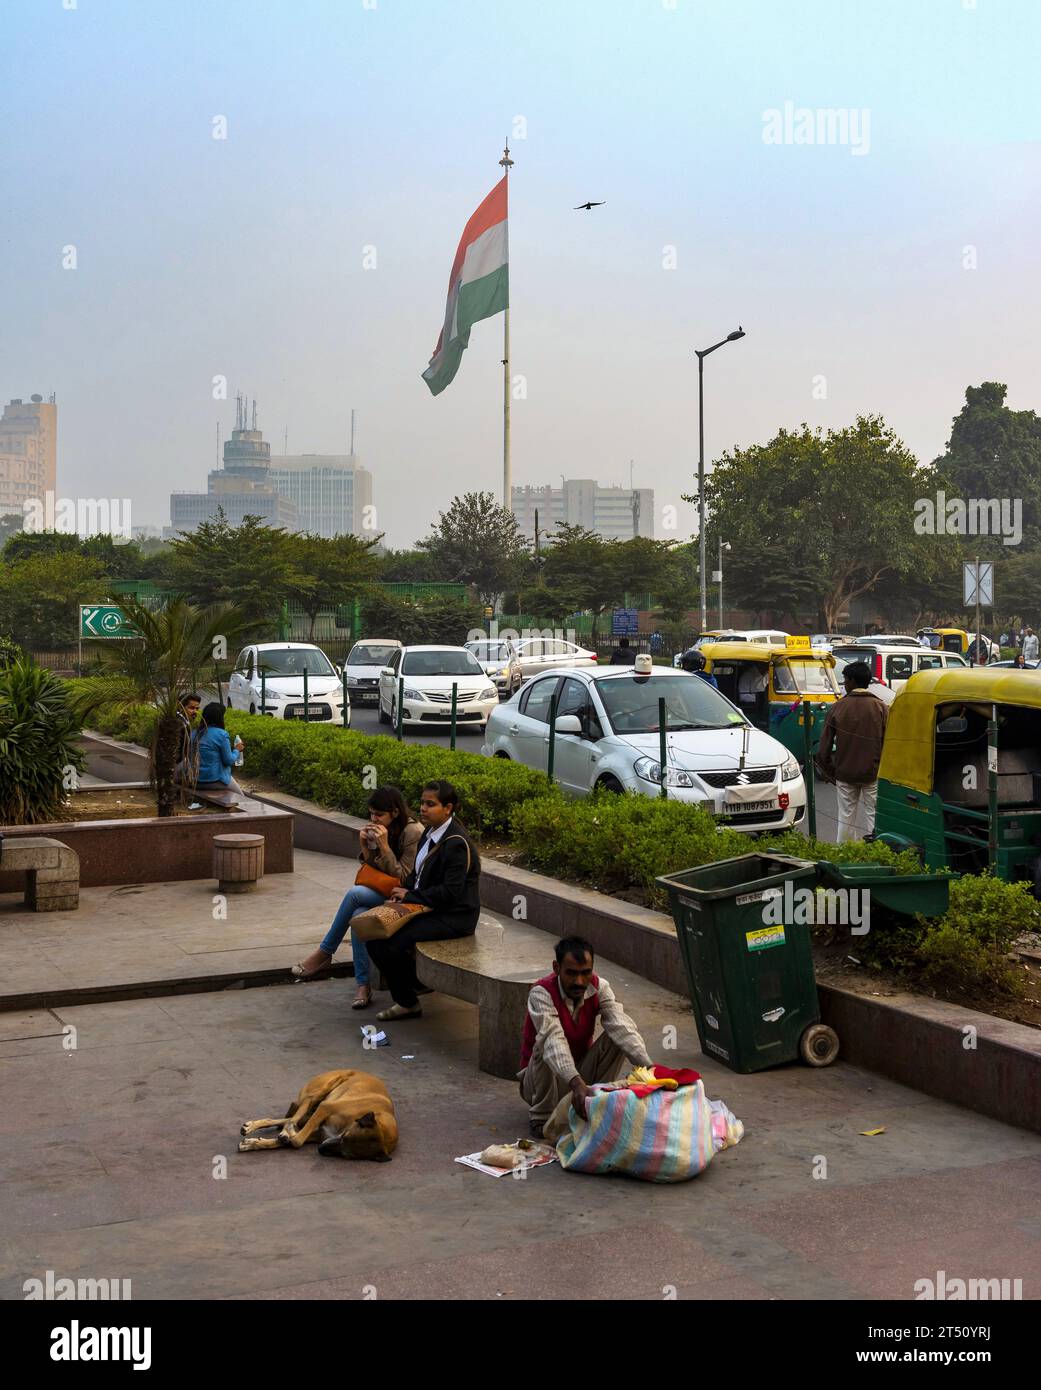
[396,676,404,740]
[342,669,348,727]
[213,661,223,707]
[988,703,999,872]
[261,670,266,717]
[303,669,310,723]
[450,682,458,750]
[975,556,982,665]
[802,699,817,839]
[658,697,668,799]
[547,691,558,785]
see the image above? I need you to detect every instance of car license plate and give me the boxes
[307,705,324,715]
[725,800,775,814]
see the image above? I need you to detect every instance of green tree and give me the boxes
[417,491,531,607]
[167,510,294,636]
[687,418,943,632]
[71,596,253,817]
[538,525,625,640]
[0,551,107,647]
[283,533,382,640]
[935,383,1041,546]
[379,547,444,583]
[359,588,483,645]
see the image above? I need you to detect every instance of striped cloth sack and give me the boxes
[555,1079,715,1182]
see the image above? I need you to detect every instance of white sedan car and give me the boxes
[378,645,499,731]
[342,638,402,705]
[229,642,348,724]
[483,665,807,832]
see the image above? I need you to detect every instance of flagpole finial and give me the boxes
[499,142,514,172]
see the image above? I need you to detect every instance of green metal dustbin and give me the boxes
[656,853,840,1073]
[815,859,956,919]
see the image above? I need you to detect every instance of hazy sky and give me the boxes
[3,0,1039,547]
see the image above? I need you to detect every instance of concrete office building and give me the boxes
[0,394,57,518]
[511,479,654,542]
[267,455,374,538]
[169,397,299,535]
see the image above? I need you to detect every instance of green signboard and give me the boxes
[79,604,139,639]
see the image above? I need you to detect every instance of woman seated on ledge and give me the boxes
[293,785,423,1009]
[191,702,246,809]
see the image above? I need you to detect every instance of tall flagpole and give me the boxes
[500,142,513,510]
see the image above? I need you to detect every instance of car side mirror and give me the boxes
[555,714,583,734]
[381,667,394,676]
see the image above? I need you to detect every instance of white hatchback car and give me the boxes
[513,636,598,678]
[229,643,348,724]
[483,665,807,832]
[342,638,402,705]
[378,645,499,731]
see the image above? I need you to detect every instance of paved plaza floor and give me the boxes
[2,850,1039,1301]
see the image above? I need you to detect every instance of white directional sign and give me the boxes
[963,562,993,608]
[79,604,139,639]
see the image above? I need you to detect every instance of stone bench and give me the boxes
[415,915,557,1080]
[0,836,79,912]
[213,833,265,894]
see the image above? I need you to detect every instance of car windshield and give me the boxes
[348,643,399,667]
[777,661,839,694]
[402,650,485,677]
[595,673,745,734]
[466,642,511,661]
[256,648,335,676]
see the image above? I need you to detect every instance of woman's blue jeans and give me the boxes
[320,884,386,985]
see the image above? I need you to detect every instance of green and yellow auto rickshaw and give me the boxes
[874,667,1041,886]
[700,640,839,762]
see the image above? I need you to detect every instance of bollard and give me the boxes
[658,697,668,799]
[988,703,998,872]
[801,699,817,839]
[261,669,266,716]
[450,682,458,750]
[342,668,349,727]
[547,691,558,785]
[396,676,404,740]
[303,669,310,723]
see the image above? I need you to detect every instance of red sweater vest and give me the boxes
[520,972,600,1070]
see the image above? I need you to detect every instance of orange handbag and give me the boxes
[355,863,400,897]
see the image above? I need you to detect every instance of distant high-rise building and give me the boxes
[169,396,299,535]
[169,398,375,539]
[268,455,374,539]
[511,479,654,542]
[0,394,57,518]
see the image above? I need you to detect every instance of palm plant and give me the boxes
[0,659,85,824]
[71,596,254,817]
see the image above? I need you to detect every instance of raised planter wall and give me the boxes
[0,810,294,890]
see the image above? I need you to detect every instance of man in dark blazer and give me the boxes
[368,780,481,1021]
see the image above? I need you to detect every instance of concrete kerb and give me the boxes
[251,787,1041,1136]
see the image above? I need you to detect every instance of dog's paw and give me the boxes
[238,1138,257,1152]
[239,1122,251,1136]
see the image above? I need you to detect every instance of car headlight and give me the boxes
[781,756,801,781]
[345,676,359,686]
[481,686,497,700]
[633,757,695,788]
[402,686,424,701]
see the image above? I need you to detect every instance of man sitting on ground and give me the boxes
[518,936,653,1138]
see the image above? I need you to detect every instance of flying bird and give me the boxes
[574,200,606,211]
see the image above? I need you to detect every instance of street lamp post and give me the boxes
[696,328,745,629]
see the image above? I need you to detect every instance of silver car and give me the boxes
[513,636,598,678]
[464,638,523,696]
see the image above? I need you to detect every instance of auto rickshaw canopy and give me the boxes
[700,641,835,666]
[916,627,971,653]
[878,667,1041,795]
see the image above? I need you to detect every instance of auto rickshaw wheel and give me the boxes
[799,1023,840,1067]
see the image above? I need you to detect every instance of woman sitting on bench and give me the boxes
[191,703,246,809]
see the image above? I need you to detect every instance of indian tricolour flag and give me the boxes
[422,175,509,395]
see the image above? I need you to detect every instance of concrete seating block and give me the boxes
[416,916,556,1079]
[2,836,80,912]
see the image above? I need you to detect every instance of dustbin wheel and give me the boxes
[800,1023,840,1067]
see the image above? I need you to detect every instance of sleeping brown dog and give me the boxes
[239,1069,398,1161]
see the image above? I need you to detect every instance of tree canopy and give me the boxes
[416,491,530,607]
